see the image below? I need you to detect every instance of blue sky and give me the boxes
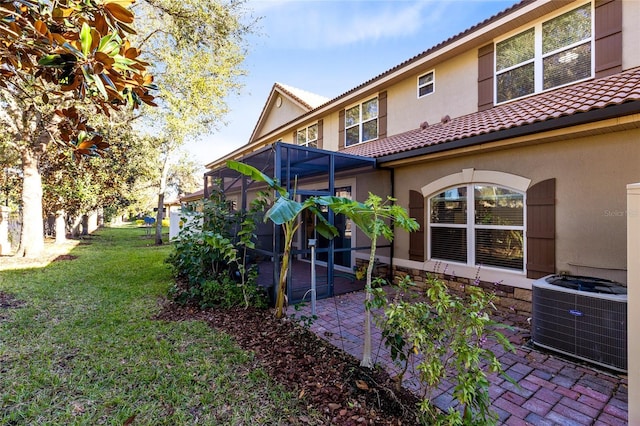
[185,0,517,165]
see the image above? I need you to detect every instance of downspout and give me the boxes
[389,167,395,282]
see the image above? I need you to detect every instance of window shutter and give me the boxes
[409,190,425,261]
[378,91,387,139]
[292,130,297,145]
[595,0,622,78]
[477,43,494,111]
[317,119,323,149]
[526,178,556,279]
[338,110,345,150]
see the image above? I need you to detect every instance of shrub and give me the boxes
[165,185,266,309]
[370,274,515,425]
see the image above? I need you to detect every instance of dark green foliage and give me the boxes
[166,184,266,309]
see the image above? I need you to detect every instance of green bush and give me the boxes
[165,185,266,309]
[370,274,515,426]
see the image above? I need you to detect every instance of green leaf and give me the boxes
[305,203,338,239]
[265,197,302,225]
[80,22,92,56]
[93,74,109,100]
[38,54,76,68]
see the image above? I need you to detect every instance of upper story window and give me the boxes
[429,184,524,271]
[495,3,592,103]
[296,123,318,148]
[345,97,378,146]
[417,70,435,98]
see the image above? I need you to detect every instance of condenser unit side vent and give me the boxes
[531,276,627,373]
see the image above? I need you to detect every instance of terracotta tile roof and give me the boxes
[341,68,640,159]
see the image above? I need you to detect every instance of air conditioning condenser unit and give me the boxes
[531,274,627,372]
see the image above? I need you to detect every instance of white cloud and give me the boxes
[248,0,449,49]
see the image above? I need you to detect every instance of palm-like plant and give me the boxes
[227,160,339,319]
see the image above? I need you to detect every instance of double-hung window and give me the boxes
[495,3,592,103]
[417,71,435,98]
[345,97,378,146]
[297,123,318,148]
[429,185,524,271]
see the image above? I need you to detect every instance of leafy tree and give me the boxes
[320,194,419,368]
[0,0,156,257]
[40,116,160,238]
[167,153,202,197]
[128,0,255,245]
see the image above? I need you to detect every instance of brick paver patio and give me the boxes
[289,290,629,425]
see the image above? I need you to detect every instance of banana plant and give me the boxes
[227,160,339,319]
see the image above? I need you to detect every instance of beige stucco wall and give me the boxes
[623,0,640,70]
[391,127,640,287]
[627,182,640,424]
[386,49,479,135]
[256,96,309,140]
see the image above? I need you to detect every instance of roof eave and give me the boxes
[377,101,640,165]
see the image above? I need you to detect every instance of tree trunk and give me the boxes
[16,148,44,258]
[81,214,89,236]
[155,155,170,245]
[55,210,66,244]
[360,235,378,369]
[155,192,164,245]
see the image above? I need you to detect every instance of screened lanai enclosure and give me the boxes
[204,142,384,305]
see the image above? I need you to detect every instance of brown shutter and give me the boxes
[409,190,425,261]
[378,91,387,139]
[595,0,622,78]
[338,109,345,150]
[292,130,297,145]
[477,43,494,112]
[526,178,556,279]
[317,119,323,149]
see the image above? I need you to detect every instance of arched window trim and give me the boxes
[421,168,531,197]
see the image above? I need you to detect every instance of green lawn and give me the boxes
[0,226,308,425]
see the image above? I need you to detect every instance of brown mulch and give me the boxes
[155,302,421,425]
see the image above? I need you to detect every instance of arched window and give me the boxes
[428,184,525,271]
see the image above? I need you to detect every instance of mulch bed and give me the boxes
[155,302,421,425]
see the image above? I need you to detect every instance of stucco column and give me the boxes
[0,206,11,255]
[627,182,640,424]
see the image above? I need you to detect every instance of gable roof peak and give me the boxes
[274,82,330,110]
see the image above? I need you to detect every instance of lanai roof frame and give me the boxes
[204,142,378,303]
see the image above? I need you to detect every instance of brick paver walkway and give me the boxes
[289,290,628,425]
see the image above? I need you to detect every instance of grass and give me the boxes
[0,226,310,425]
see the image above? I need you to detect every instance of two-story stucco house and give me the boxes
[204,0,640,314]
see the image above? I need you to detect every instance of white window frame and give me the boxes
[345,97,378,147]
[296,123,318,147]
[494,1,594,104]
[422,169,531,275]
[428,183,526,272]
[417,70,435,98]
